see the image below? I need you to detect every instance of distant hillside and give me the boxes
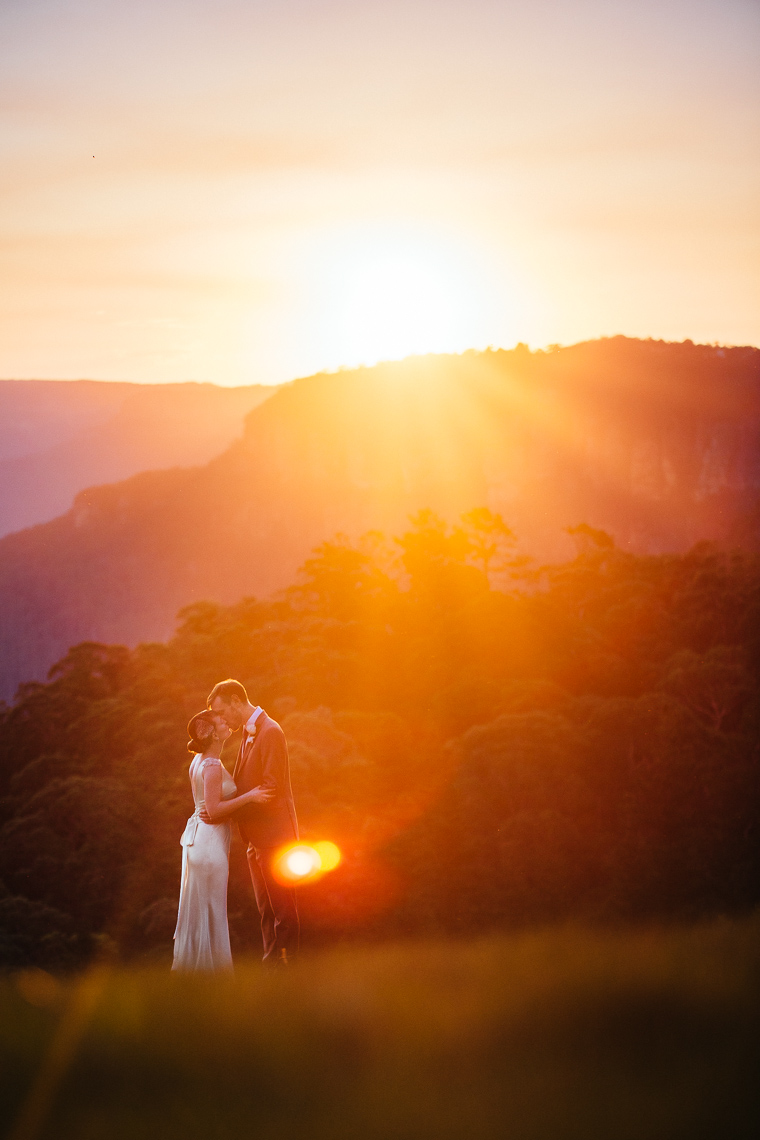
[0,380,278,537]
[0,338,757,699]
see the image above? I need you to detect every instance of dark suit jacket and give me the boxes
[232,711,298,849]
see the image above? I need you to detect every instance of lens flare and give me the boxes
[272,841,341,885]
[285,847,321,877]
[313,841,341,871]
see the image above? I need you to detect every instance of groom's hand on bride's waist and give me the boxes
[198,785,274,824]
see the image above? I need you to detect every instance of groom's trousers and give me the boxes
[247,844,300,962]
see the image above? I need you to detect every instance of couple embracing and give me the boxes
[172,679,299,973]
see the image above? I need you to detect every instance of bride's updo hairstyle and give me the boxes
[187,711,216,755]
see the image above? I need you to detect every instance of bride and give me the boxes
[172,710,273,973]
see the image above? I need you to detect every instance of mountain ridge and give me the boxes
[0,380,279,537]
[0,336,758,700]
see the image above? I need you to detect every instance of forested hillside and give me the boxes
[0,337,758,700]
[1,513,757,968]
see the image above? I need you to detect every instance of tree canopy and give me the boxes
[1,510,758,968]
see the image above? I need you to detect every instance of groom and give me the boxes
[204,678,299,965]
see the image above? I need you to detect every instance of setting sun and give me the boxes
[309,225,500,368]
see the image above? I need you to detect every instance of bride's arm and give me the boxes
[202,760,273,823]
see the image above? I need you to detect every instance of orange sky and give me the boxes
[1,0,758,385]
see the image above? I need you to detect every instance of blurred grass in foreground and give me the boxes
[2,917,759,1140]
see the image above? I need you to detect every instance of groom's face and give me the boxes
[209,695,245,732]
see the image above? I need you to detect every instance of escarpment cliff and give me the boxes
[0,337,757,698]
[0,380,278,537]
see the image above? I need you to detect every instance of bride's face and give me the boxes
[212,715,232,743]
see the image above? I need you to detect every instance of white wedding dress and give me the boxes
[172,755,236,973]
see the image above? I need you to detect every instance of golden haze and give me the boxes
[0,0,758,383]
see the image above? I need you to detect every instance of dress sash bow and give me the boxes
[180,811,200,847]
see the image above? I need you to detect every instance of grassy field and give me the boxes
[2,916,759,1140]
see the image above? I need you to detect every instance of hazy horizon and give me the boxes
[2,0,758,386]
[0,333,757,388]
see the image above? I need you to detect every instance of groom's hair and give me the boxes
[207,678,249,707]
